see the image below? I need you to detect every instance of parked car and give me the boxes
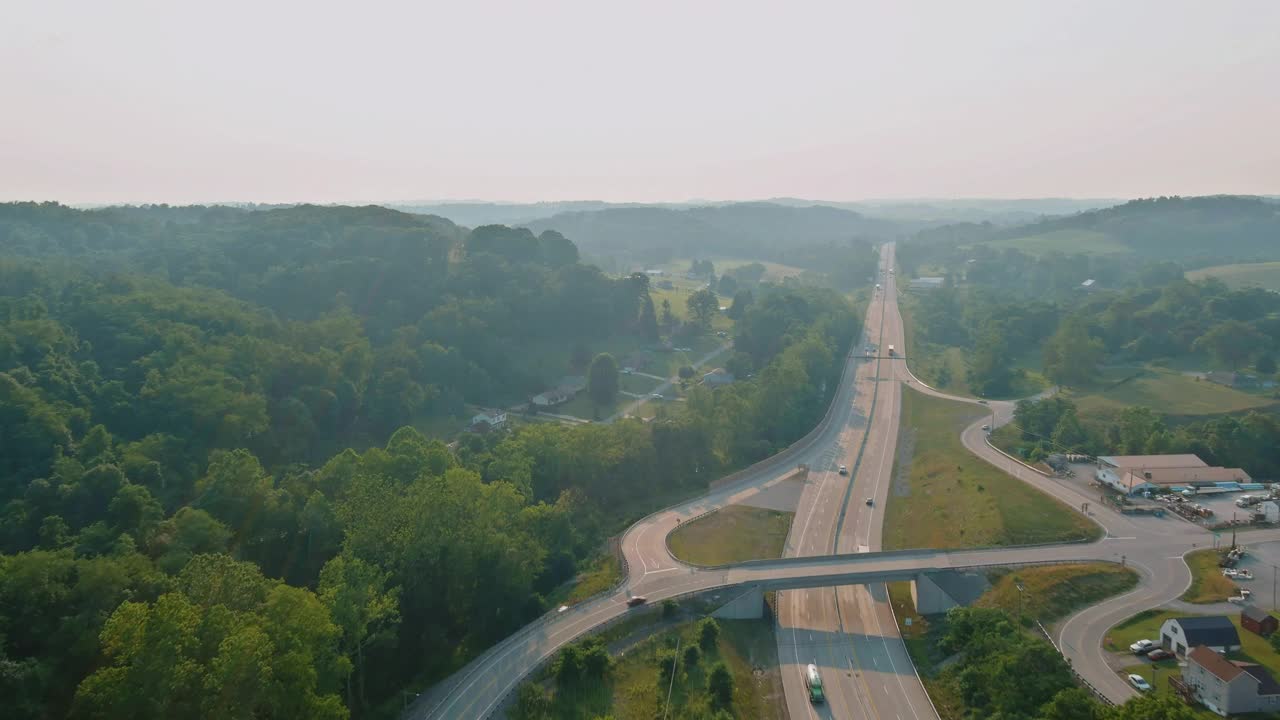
[1129,639,1155,655]
[981,424,991,432]
[1128,674,1152,692]
[1146,649,1173,662]
[1237,569,1254,580]
[626,596,648,608]
[978,399,989,405]
[1223,568,1239,578]
[838,465,848,475]
[650,393,664,399]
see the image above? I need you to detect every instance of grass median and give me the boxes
[1180,548,1239,604]
[667,505,793,565]
[884,388,1100,550]
[978,563,1138,622]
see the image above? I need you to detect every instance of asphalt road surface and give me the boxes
[776,243,937,720]
[412,243,1280,720]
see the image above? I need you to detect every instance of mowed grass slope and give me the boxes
[885,389,1100,550]
[1069,365,1274,418]
[979,563,1138,622]
[668,505,793,565]
[1180,549,1239,604]
[1188,261,1280,291]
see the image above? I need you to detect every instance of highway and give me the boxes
[413,243,1280,720]
[775,243,935,720]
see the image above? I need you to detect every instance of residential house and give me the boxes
[907,276,945,292]
[531,389,574,407]
[1183,646,1280,715]
[469,409,508,431]
[1241,606,1279,638]
[1160,616,1241,656]
[701,368,735,386]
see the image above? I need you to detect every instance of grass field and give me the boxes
[1188,261,1280,291]
[1068,365,1275,418]
[1180,549,1239,604]
[885,388,1100,550]
[979,229,1131,257]
[979,563,1138,622]
[538,617,783,720]
[667,505,793,566]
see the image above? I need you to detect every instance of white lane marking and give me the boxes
[643,567,680,576]
[1108,536,1137,541]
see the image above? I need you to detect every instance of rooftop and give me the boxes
[1190,646,1244,682]
[1173,615,1242,649]
[1099,454,1208,470]
[1120,466,1251,488]
[1242,606,1275,624]
[1239,663,1280,696]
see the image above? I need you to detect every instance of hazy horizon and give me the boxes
[5,0,1278,205]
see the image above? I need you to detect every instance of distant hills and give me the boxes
[976,196,1280,263]
[520,202,900,265]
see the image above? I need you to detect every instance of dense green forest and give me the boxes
[928,607,1198,720]
[0,202,857,718]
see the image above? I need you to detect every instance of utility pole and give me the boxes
[662,636,681,720]
[1273,564,1277,611]
[1015,580,1026,626]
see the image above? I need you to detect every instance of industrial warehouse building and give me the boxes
[1096,454,1253,495]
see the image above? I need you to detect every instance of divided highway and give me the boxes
[413,242,1280,720]
[775,243,935,720]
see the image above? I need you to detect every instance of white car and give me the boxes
[1129,639,1154,655]
[650,393,664,400]
[1128,674,1152,692]
[1223,568,1239,578]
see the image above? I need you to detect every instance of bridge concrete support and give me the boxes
[911,571,990,615]
[712,586,764,620]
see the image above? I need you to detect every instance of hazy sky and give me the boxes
[4,0,1278,204]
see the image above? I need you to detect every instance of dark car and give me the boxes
[1146,648,1173,662]
[626,596,648,608]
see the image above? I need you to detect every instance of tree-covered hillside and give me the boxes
[907,196,1280,269]
[522,201,897,267]
[0,202,859,719]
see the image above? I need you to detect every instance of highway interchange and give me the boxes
[414,242,1280,720]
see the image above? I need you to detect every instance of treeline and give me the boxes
[936,607,1197,720]
[1,202,659,412]
[1004,397,1280,476]
[0,200,856,719]
[908,270,1280,393]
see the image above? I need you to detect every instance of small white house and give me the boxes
[1161,616,1241,656]
[470,409,508,428]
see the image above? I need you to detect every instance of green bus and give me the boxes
[805,664,825,704]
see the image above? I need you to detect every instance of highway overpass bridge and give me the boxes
[698,542,1122,616]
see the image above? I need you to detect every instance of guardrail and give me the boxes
[1035,619,1116,706]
